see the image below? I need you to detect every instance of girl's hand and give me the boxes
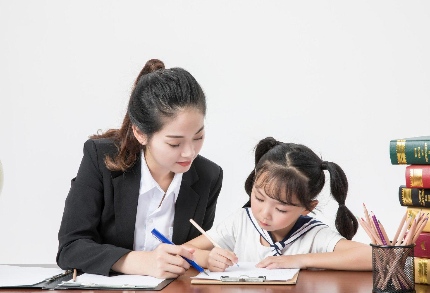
[256,255,307,270]
[207,247,238,272]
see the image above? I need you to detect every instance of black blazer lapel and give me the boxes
[172,164,199,244]
[113,157,141,250]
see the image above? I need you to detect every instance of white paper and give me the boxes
[191,262,299,281]
[61,273,163,288]
[0,265,65,286]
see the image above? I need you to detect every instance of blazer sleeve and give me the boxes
[56,140,130,276]
[201,166,223,231]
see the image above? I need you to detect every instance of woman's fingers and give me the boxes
[160,244,195,261]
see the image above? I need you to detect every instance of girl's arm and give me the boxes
[184,235,238,271]
[257,239,372,271]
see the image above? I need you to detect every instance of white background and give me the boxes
[1,1,430,264]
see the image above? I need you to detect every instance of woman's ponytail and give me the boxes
[325,162,358,240]
[91,59,166,171]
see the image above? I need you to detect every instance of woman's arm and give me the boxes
[257,239,372,271]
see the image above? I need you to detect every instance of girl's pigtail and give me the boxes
[324,161,358,240]
[243,137,280,207]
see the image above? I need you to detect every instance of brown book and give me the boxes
[407,207,430,232]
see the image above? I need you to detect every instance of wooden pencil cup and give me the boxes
[371,244,415,293]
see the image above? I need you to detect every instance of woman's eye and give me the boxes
[194,135,204,141]
[276,208,287,213]
[168,143,180,148]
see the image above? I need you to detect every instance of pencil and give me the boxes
[361,217,383,245]
[357,217,376,244]
[371,212,387,245]
[378,220,391,246]
[391,211,407,245]
[413,217,429,244]
[363,203,374,232]
[395,215,413,246]
[189,219,221,248]
[73,269,77,282]
[404,218,417,246]
[189,219,239,267]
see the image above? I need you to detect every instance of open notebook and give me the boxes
[0,265,173,290]
[191,262,300,285]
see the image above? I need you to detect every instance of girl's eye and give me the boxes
[254,195,264,202]
[276,208,287,213]
[168,143,180,148]
[194,135,204,141]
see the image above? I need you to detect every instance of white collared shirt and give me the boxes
[133,151,183,251]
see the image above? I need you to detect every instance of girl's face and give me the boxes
[134,108,205,175]
[250,183,312,240]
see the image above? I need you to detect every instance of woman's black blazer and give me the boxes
[56,138,223,276]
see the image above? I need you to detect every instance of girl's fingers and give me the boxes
[256,257,273,268]
[213,247,238,265]
[266,263,281,270]
[209,259,230,272]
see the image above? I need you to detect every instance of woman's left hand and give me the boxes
[256,255,307,270]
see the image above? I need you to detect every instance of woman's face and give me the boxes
[138,108,205,175]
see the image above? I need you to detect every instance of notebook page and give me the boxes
[191,262,299,281]
[0,265,65,286]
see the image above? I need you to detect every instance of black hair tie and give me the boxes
[339,204,345,208]
[321,161,328,170]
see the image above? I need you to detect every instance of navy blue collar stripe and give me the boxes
[244,207,328,256]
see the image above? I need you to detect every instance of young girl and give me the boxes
[185,137,371,271]
[57,59,223,278]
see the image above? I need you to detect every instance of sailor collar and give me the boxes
[245,207,327,256]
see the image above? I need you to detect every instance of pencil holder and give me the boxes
[371,244,415,293]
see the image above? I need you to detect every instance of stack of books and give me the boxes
[391,136,430,285]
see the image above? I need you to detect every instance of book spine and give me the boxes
[415,233,430,258]
[406,166,430,189]
[407,207,430,232]
[390,139,430,165]
[415,257,430,284]
[399,186,430,207]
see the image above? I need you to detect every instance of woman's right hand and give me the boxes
[207,247,238,272]
[112,244,195,279]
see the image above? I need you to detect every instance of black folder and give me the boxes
[0,265,173,290]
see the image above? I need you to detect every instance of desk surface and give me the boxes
[3,266,430,293]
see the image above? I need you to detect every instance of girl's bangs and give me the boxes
[254,164,308,206]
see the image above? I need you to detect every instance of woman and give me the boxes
[57,59,223,279]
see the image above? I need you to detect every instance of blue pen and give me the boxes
[151,228,209,276]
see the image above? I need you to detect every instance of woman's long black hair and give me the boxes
[91,59,206,171]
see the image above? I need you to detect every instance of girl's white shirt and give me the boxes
[133,151,183,251]
[206,208,344,261]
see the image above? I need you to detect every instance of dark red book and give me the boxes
[415,232,430,258]
[406,165,430,188]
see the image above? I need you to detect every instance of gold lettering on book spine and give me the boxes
[419,189,427,206]
[426,143,428,163]
[411,169,424,187]
[418,259,429,284]
[397,140,407,164]
[402,188,412,206]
